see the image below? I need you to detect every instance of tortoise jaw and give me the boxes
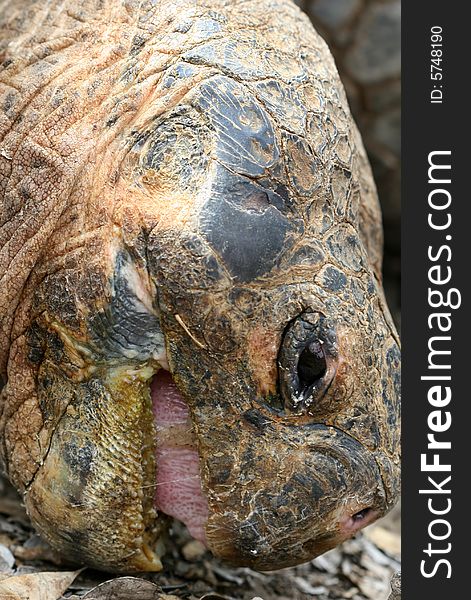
[20,345,211,572]
[22,362,165,573]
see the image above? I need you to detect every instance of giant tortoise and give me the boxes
[0,0,400,573]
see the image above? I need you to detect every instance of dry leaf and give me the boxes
[82,577,164,599]
[0,569,80,600]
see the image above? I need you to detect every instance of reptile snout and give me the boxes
[206,423,388,570]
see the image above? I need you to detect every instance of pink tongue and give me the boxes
[151,371,209,544]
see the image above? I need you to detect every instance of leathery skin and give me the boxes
[0,0,400,572]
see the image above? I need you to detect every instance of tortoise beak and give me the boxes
[203,424,389,570]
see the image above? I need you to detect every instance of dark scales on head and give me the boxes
[200,166,299,282]
[189,76,305,283]
[88,249,165,362]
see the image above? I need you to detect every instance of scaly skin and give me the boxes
[303,0,401,295]
[0,0,400,573]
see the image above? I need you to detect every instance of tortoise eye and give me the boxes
[278,312,338,412]
[297,341,327,391]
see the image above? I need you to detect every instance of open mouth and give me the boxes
[150,369,209,544]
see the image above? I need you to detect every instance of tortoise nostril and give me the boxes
[339,506,378,536]
[297,341,327,389]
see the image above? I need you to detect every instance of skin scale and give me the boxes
[0,0,400,574]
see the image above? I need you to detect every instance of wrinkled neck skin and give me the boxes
[0,0,400,572]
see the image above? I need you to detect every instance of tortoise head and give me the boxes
[140,74,401,568]
[0,0,400,573]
